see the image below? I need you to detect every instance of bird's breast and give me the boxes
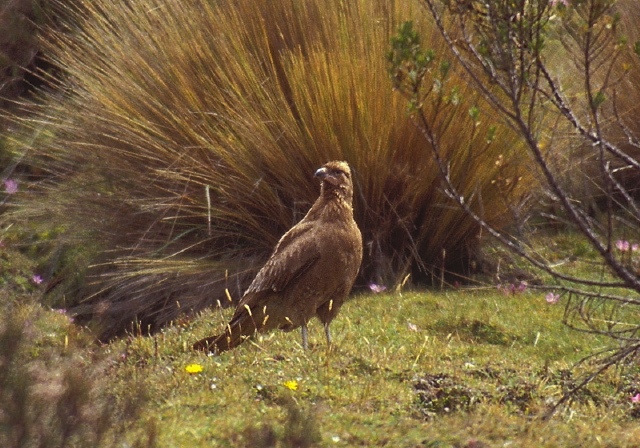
[314,223,361,269]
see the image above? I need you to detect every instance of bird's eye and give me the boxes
[334,169,347,177]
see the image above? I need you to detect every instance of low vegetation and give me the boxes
[2,235,640,447]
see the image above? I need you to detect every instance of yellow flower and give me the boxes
[185,363,203,374]
[283,380,298,391]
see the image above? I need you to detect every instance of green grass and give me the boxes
[6,282,640,447]
[2,233,640,447]
[116,289,640,447]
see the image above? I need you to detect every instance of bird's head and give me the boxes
[314,161,353,196]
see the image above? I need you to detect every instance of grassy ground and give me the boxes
[127,289,640,447]
[5,281,640,446]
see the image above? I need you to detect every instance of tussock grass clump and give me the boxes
[4,0,536,337]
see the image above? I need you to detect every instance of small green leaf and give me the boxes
[425,49,435,63]
[439,60,451,78]
[487,126,497,143]
[592,91,606,110]
[469,106,480,121]
[450,86,461,106]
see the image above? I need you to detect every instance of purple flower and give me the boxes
[545,292,560,304]
[52,308,74,322]
[550,0,569,6]
[632,393,640,403]
[633,244,639,252]
[368,283,387,293]
[517,281,528,293]
[498,283,526,296]
[32,275,43,285]
[3,179,18,194]
[616,240,630,252]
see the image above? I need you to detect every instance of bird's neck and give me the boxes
[305,188,353,222]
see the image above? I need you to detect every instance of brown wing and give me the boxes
[239,220,320,304]
[193,223,323,353]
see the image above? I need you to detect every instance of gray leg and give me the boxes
[324,323,332,346]
[301,323,309,349]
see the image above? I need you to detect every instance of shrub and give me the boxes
[405,0,640,414]
[0,299,155,447]
[538,0,640,213]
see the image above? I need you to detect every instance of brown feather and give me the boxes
[193,161,363,354]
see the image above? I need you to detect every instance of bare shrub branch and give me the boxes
[390,0,640,415]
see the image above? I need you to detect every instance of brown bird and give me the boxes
[193,160,363,354]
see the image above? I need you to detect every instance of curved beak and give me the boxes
[314,167,329,179]
[315,167,340,186]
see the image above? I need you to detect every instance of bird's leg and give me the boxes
[324,323,332,346]
[301,323,309,350]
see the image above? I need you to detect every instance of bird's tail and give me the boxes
[192,311,259,354]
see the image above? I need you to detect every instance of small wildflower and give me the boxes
[631,393,640,403]
[633,244,639,252]
[551,0,569,6]
[32,274,43,285]
[616,240,630,251]
[517,281,528,293]
[53,308,74,322]
[3,179,18,194]
[368,283,387,293]
[283,380,298,390]
[545,292,560,304]
[408,322,418,332]
[185,363,203,374]
[497,284,515,296]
